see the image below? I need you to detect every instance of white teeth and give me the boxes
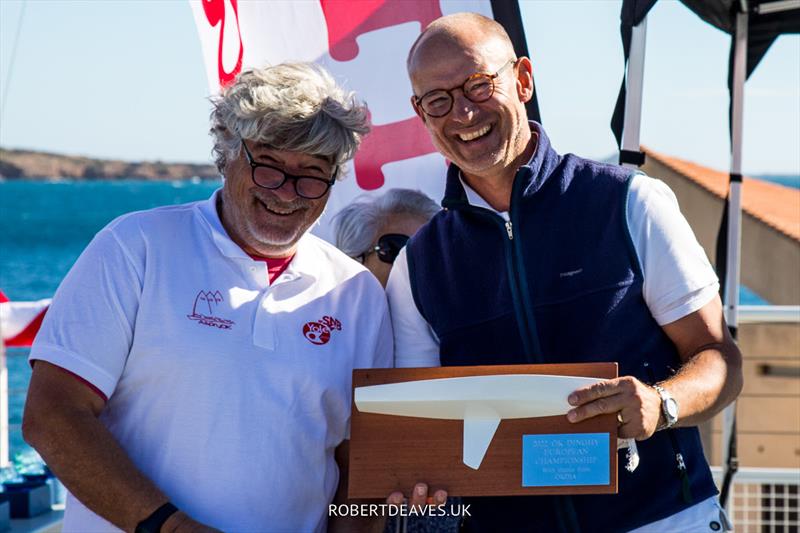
[458,125,491,142]
[258,199,296,215]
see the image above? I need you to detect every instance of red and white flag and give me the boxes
[189,0,499,242]
[0,291,50,348]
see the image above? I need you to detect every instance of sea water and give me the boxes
[0,178,785,457]
[1,179,220,456]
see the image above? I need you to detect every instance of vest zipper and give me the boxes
[505,176,577,533]
[507,180,543,361]
[458,206,533,357]
[453,177,577,533]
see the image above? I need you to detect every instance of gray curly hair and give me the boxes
[210,62,370,174]
[334,189,440,258]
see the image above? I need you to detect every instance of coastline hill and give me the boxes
[0,147,219,181]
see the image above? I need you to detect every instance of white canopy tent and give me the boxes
[611,0,800,506]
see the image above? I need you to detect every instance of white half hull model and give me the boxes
[354,374,602,470]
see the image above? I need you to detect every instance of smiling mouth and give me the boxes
[457,124,492,142]
[257,198,300,217]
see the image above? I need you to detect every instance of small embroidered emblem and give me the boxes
[187,290,235,330]
[559,268,583,278]
[302,315,342,345]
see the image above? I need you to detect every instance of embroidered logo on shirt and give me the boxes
[559,268,583,278]
[187,290,235,330]
[302,315,342,345]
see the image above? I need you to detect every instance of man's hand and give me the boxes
[387,483,448,510]
[565,296,743,440]
[566,376,662,440]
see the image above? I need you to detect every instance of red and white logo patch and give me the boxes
[302,315,342,345]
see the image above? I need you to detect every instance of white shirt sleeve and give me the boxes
[627,174,720,325]
[28,227,143,398]
[385,247,441,368]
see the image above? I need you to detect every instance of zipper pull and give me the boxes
[505,221,513,240]
[676,453,693,504]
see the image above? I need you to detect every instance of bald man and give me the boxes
[386,12,740,533]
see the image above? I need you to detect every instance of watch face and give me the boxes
[665,398,679,420]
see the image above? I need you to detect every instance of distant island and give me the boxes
[2,146,796,188]
[0,147,219,181]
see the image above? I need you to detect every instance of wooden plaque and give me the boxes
[348,363,618,498]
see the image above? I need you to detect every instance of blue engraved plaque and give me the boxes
[522,433,610,487]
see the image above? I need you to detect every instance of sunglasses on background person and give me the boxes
[359,233,410,264]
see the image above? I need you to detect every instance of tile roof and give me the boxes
[643,147,800,242]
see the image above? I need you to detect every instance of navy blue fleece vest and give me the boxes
[406,124,717,532]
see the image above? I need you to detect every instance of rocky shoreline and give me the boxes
[0,147,219,181]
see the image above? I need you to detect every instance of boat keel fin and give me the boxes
[462,415,501,470]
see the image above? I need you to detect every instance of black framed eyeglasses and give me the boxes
[414,59,517,118]
[240,139,337,200]
[359,233,409,265]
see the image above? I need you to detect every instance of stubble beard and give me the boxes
[220,188,304,256]
[246,215,302,251]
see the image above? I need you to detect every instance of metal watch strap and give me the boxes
[653,384,677,429]
[135,502,178,533]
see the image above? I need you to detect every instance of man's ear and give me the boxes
[410,96,427,123]
[515,57,534,104]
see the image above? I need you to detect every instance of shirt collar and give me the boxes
[442,121,561,212]
[457,176,509,220]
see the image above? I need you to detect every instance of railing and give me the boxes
[739,305,800,324]
[712,466,800,532]
[720,305,799,533]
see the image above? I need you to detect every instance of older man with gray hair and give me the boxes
[23,63,391,532]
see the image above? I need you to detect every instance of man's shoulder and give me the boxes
[105,199,205,239]
[406,209,449,249]
[561,153,635,183]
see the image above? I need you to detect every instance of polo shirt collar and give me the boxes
[195,188,320,282]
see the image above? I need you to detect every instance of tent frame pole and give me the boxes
[725,12,747,328]
[720,9,748,509]
[621,18,648,169]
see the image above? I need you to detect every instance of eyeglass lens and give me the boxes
[252,166,330,199]
[420,75,494,117]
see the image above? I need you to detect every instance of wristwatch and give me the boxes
[653,384,679,430]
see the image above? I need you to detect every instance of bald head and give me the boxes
[404,12,534,193]
[407,13,516,75]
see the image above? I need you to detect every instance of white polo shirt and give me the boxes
[30,189,393,533]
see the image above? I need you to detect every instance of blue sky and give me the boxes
[1,0,798,175]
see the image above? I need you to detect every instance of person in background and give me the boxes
[22,62,391,533]
[334,188,439,287]
[335,189,459,533]
[387,12,742,533]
